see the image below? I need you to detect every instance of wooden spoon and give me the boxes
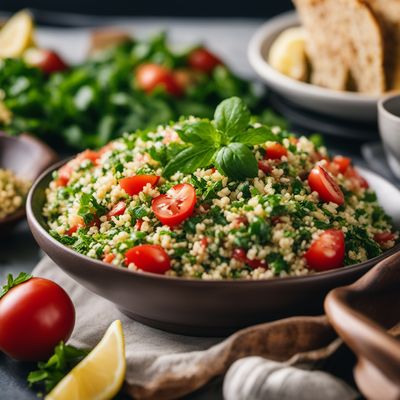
[325,252,400,400]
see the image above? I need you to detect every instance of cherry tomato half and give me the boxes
[125,244,171,274]
[25,48,68,74]
[308,165,344,205]
[332,155,351,174]
[119,175,160,196]
[136,63,182,96]
[0,277,75,361]
[188,48,222,73]
[304,229,345,272]
[265,143,288,160]
[56,150,99,187]
[152,183,196,226]
[374,232,395,245]
[345,166,369,189]
[107,201,126,219]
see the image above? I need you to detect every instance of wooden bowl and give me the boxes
[325,252,400,400]
[0,132,57,234]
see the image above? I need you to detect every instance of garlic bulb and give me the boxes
[223,356,358,400]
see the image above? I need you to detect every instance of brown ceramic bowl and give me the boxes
[0,132,57,235]
[27,161,400,336]
[325,252,400,400]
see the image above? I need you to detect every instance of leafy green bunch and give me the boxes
[164,97,277,179]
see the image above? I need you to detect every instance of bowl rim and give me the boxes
[378,93,400,123]
[247,11,382,104]
[27,159,400,286]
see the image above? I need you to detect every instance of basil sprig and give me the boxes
[163,97,276,179]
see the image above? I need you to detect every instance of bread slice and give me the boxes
[293,0,386,94]
[363,0,400,90]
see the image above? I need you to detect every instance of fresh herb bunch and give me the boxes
[27,342,89,394]
[164,97,277,179]
[0,33,263,150]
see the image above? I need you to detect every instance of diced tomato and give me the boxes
[345,166,369,189]
[103,253,115,264]
[232,248,266,269]
[332,155,351,174]
[136,63,182,96]
[200,237,208,248]
[120,175,160,196]
[308,164,344,205]
[76,150,100,165]
[233,216,248,227]
[124,244,171,274]
[258,160,271,174]
[56,163,74,187]
[107,201,126,219]
[374,232,395,245]
[232,248,247,262]
[152,183,196,226]
[135,219,143,230]
[25,48,68,74]
[265,143,288,160]
[305,229,345,271]
[271,216,282,225]
[66,225,79,236]
[187,48,222,73]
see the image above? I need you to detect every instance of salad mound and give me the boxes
[43,97,397,279]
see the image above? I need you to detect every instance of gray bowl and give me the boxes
[248,12,382,123]
[27,161,400,336]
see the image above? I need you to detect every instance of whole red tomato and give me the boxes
[0,274,75,361]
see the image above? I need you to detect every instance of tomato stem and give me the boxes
[0,272,32,299]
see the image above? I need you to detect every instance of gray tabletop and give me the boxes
[0,16,397,400]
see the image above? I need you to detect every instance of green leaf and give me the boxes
[177,120,219,145]
[28,341,89,394]
[0,272,32,299]
[232,126,276,145]
[214,97,250,140]
[215,143,258,180]
[163,145,216,177]
[309,133,324,149]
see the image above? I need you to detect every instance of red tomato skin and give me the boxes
[152,183,197,226]
[308,165,345,205]
[265,143,288,160]
[120,175,160,196]
[103,253,115,264]
[305,229,345,272]
[125,244,171,274]
[374,232,395,244]
[332,156,351,174]
[0,278,75,361]
[30,49,68,74]
[136,63,182,96]
[345,166,369,189]
[107,201,126,219]
[188,48,222,73]
[258,160,271,174]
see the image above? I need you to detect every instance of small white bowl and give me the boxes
[248,11,380,122]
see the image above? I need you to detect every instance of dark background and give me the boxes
[1,0,293,18]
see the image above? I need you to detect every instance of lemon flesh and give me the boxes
[268,26,308,81]
[0,10,35,58]
[46,320,126,400]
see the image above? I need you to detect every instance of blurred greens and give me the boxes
[0,33,284,151]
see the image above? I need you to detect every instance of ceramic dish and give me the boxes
[0,132,57,235]
[27,162,400,336]
[248,12,380,123]
[325,252,400,400]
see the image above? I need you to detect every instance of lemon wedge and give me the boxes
[0,10,35,58]
[46,320,126,400]
[268,26,308,81]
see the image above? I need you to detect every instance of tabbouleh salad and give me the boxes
[43,97,398,279]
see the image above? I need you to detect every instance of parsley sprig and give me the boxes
[0,272,32,299]
[163,97,276,180]
[28,342,89,394]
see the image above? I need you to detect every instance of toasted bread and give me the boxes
[293,0,386,94]
[364,0,400,90]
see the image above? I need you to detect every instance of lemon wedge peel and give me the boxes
[46,320,126,400]
[0,10,35,58]
[268,26,308,82]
